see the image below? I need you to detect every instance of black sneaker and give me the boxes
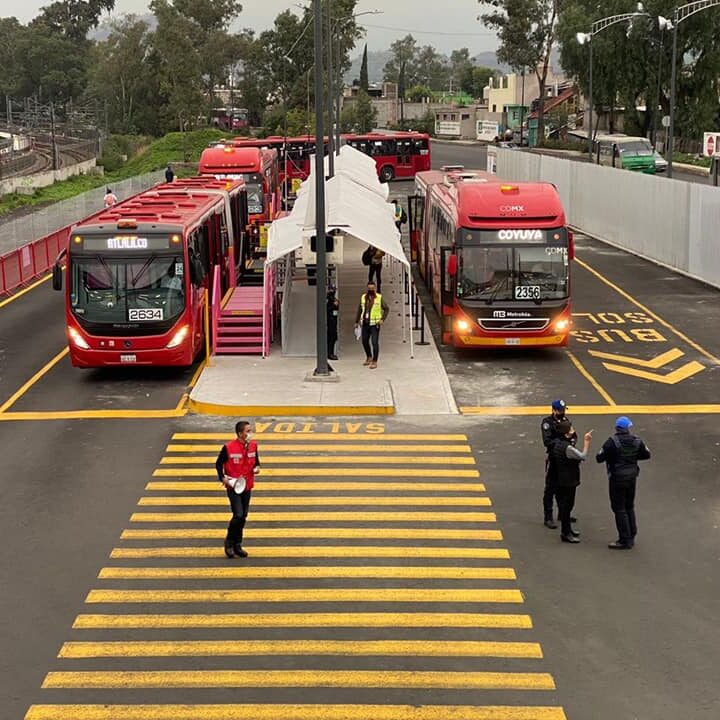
[328,355,339,360]
[608,541,632,550]
[561,534,580,543]
[544,519,558,529]
[234,546,249,558]
[224,544,235,559]
[568,528,580,538]
[570,516,578,523]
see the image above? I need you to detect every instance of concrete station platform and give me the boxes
[190,237,458,417]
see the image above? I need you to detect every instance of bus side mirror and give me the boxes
[568,231,575,261]
[447,254,458,277]
[52,263,63,291]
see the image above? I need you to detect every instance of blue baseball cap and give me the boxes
[551,400,567,411]
[615,416,633,430]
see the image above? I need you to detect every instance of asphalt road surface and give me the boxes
[1,141,719,720]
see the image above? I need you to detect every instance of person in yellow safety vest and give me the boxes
[392,199,407,232]
[354,280,389,369]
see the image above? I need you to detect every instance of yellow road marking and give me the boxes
[137,496,492,507]
[0,348,68,414]
[73,612,532,629]
[575,256,720,366]
[58,639,541,658]
[25,705,567,720]
[189,401,395,416]
[588,347,685,368]
[0,408,188,421]
[566,350,615,406]
[173,433,468,441]
[130,511,497,523]
[166,443,474,453]
[98,566,517,580]
[145,481,487,492]
[111,546,511,559]
[42,669,554,690]
[0,272,52,310]
[152,468,481,478]
[120,528,503,540]
[84,588,524,604]
[598,359,705,384]
[187,363,205,390]
[160,455,477,465]
[460,404,720,415]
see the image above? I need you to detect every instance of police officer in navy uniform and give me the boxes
[327,284,339,361]
[541,400,577,528]
[596,416,651,549]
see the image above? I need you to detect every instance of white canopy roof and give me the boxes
[319,145,390,201]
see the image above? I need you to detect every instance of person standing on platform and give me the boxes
[550,420,592,544]
[355,280,389,370]
[165,164,175,183]
[103,188,118,208]
[541,400,577,529]
[392,199,407,232]
[327,284,339,361]
[367,246,385,292]
[215,421,260,559]
[596,417,651,550]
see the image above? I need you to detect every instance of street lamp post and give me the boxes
[326,0,335,177]
[667,0,720,178]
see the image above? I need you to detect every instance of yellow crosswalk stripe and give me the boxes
[160,455,477,465]
[73,612,534,629]
[167,443,474,453]
[42,669,555,690]
[130,511,497,523]
[25,704,568,720]
[58,639,543,658]
[98,566,518,580]
[146,481,487,492]
[85,589,524,604]
[152,468,481,478]
[120,528,504,540]
[172,433,469,441]
[110,546,511,559]
[136,496,492,507]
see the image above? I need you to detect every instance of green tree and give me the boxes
[383,35,419,88]
[450,48,474,92]
[481,0,559,141]
[36,0,115,41]
[416,45,450,91]
[341,89,376,132]
[0,17,25,97]
[406,85,433,102]
[469,66,496,99]
[359,43,369,91]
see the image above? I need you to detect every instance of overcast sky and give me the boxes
[6,0,499,55]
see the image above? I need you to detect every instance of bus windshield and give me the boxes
[618,141,653,156]
[70,254,186,324]
[457,245,569,302]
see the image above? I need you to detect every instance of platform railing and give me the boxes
[211,264,221,356]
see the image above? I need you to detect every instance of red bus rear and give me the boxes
[53,178,246,367]
[342,131,431,182]
[414,169,573,348]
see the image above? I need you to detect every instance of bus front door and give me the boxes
[407,194,424,264]
[440,246,456,343]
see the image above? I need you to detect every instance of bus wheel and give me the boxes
[379,165,395,182]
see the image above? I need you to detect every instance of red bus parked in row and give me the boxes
[52,178,247,367]
[410,167,573,348]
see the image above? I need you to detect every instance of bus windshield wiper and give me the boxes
[486,255,511,305]
[130,254,158,288]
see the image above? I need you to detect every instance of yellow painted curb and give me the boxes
[460,404,720,416]
[188,398,395,417]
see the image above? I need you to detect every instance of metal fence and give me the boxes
[0,170,164,256]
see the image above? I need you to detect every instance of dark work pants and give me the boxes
[555,485,577,537]
[543,457,559,520]
[368,264,382,291]
[328,324,338,356]
[609,479,637,547]
[226,489,252,548]
[361,324,381,361]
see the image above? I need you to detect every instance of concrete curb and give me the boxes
[188,398,395,417]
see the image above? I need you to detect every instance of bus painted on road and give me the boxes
[412,168,573,348]
[343,131,431,182]
[53,178,246,367]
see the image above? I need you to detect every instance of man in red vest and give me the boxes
[215,421,260,558]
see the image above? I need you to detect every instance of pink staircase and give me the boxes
[216,286,264,355]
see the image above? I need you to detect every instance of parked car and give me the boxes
[654,151,668,173]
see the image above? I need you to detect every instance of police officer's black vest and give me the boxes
[609,434,642,481]
[551,438,581,487]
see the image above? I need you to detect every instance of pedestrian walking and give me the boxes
[327,283,339,360]
[392,199,407,232]
[354,280,389,369]
[549,420,592,543]
[596,417,651,550]
[103,188,118,208]
[367,246,385,292]
[541,400,577,529]
[215,421,260,558]
[165,164,175,183]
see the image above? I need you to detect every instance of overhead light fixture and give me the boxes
[576,31,591,45]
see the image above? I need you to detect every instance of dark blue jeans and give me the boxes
[361,324,381,362]
[226,489,252,548]
[610,479,637,546]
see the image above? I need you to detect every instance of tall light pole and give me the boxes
[667,0,720,178]
[576,3,654,160]
[326,0,335,177]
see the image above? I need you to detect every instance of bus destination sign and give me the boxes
[81,236,171,251]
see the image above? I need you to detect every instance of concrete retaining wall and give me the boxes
[497,148,720,289]
[0,158,97,197]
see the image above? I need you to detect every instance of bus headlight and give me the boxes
[167,325,190,348]
[68,326,90,350]
[455,319,471,334]
[554,318,570,333]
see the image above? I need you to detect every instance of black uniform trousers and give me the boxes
[555,485,577,537]
[226,489,252,548]
[368,264,382,292]
[609,479,637,547]
[543,457,559,520]
[327,322,338,356]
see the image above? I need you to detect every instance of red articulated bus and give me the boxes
[411,167,573,348]
[52,178,247,367]
[342,130,431,182]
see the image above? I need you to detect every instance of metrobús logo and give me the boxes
[499,205,525,213]
[496,229,543,241]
